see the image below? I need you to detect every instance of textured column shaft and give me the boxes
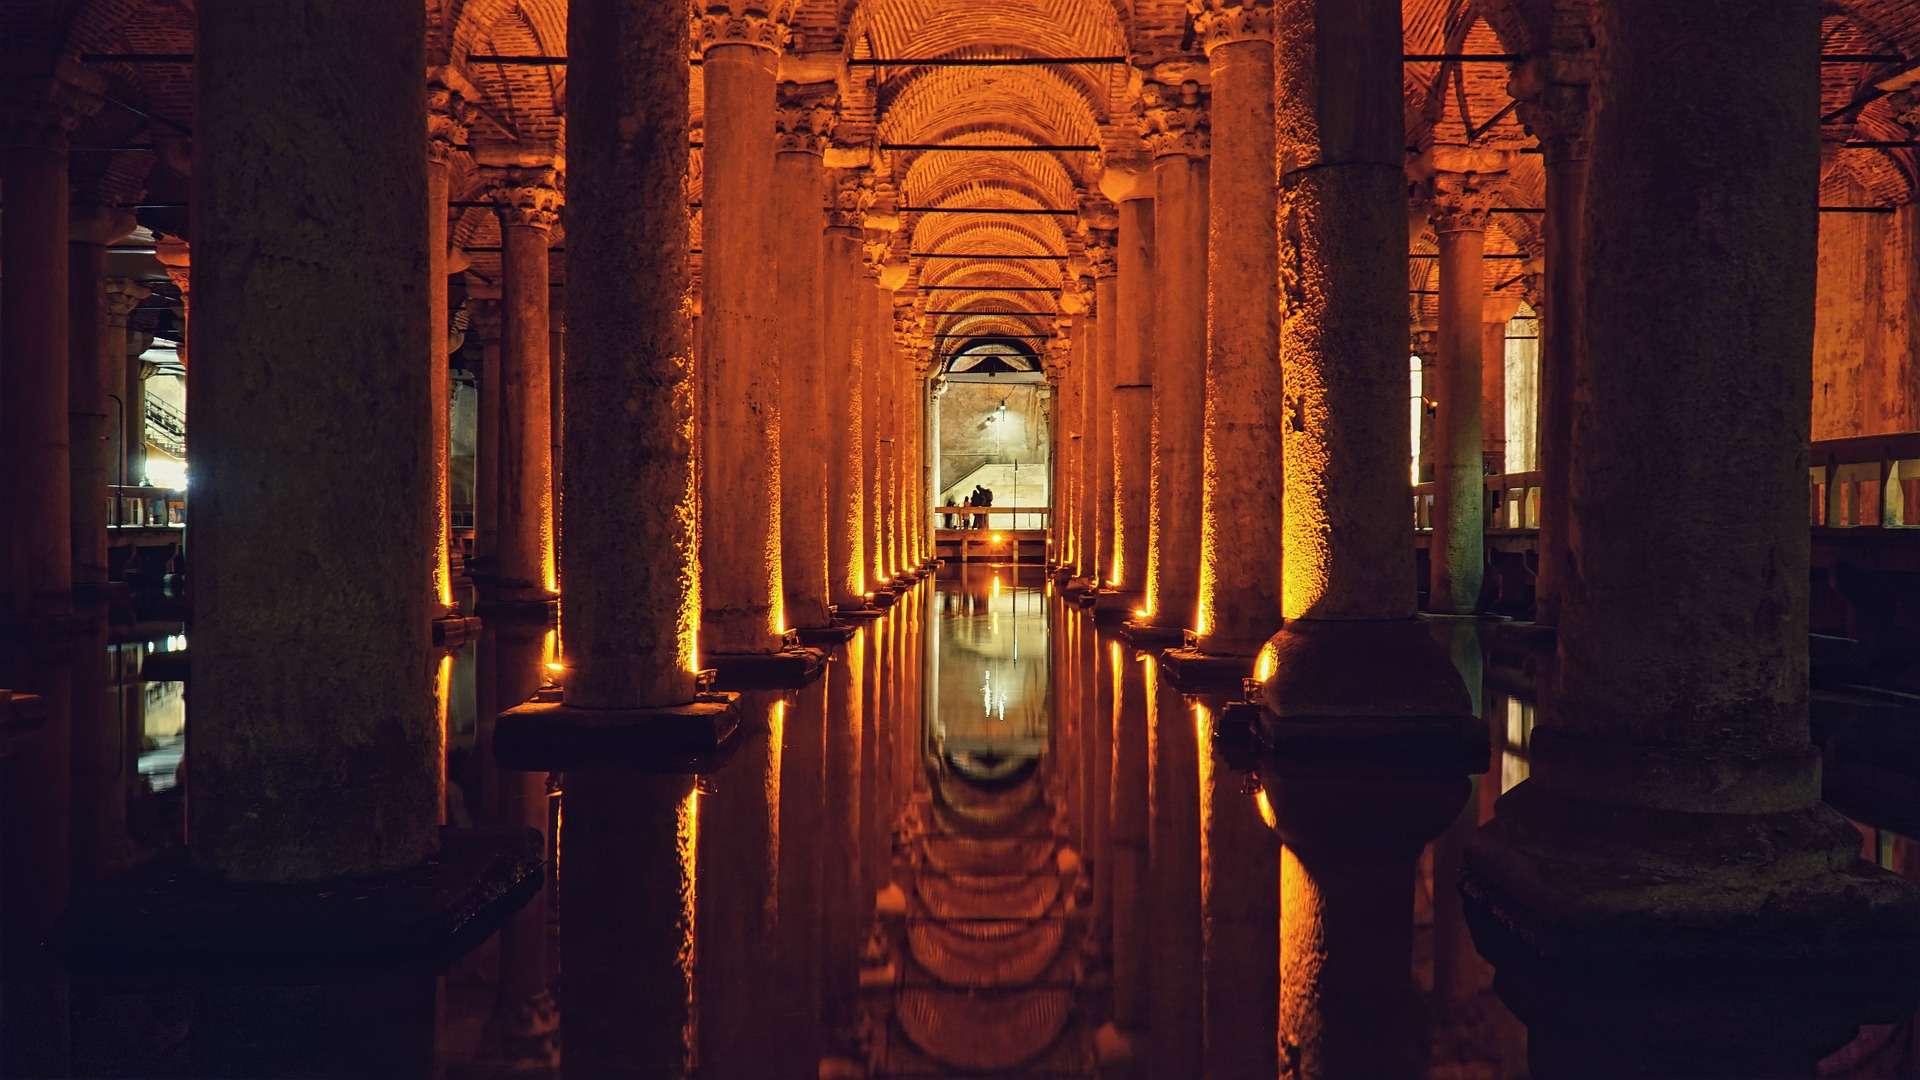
[495,216,555,599]
[549,303,565,590]
[776,147,831,628]
[879,318,899,577]
[700,44,784,652]
[1481,320,1507,474]
[1113,199,1155,594]
[427,158,455,611]
[1274,0,1413,622]
[1094,281,1118,580]
[1431,218,1485,615]
[825,228,867,606]
[473,297,503,569]
[1,140,73,617]
[1145,138,1208,629]
[191,0,436,881]
[1063,334,1085,569]
[865,280,887,586]
[1198,32,1282,654]
[564,0,699,707]
[125,338,149,490]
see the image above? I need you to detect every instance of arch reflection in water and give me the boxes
[860,566,1097,1076]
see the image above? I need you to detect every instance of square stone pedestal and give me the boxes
[796,623,860,646]
[431,614,483,647]
[495,694,741,771]
[1090,590,1142,624]
[1158,646,1254,690]
[707,646,828,689]
[1117,619,1186,651]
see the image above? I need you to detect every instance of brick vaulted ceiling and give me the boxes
[28,0,1920,348]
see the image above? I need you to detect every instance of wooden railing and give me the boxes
[110,485,185,528]
[1412,472,1541,533]
[1810,432,1920,528]
[933,505,1051,532]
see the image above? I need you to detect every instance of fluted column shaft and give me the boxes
[1196,15,1282,655]
[192,0,437,881]
[698,28,785,652]
[1429,184,1491,615]
[775,84,835,628]
[1142,80,1209,631]
[564,0,699,708]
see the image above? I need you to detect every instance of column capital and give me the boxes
[3,62,105,150]
[426,82,474,166]
[1509,24,1594,165]
[464,291,503,339]
[775,81,839,156]
[1084,230,1118,279]
[1187,1,1274,55]
[693,7,794,56]
[1410,326,1438,357]
[156,236,192,296]
[1141,79,1209,159]
[1425,171,1505,235]
[105,278,152,327]
[70,203,138,246]
[828,169,873,230]
[1095,147,1156,201]
[485,164,564,231]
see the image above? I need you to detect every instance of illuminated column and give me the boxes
[1513,22,1591,627]
[775,82,836,630]
[1099,171,1155,605]
[550,296,565,591]
[2,65,100,618]
[191,0,442,879]
[1480,298,1519,476]
[69,206,139,590]
[825,172,869,607]
[1261,1,1484,1074]
[1426,169,1501,616]
[125,335,153,490]
[104,278,150,501]
[1059,314,1085,573]
[1075,288,1099,584]
[1139,79,1208,636]
[1464,1,1920,1072]
[864,265,889,590]
[1194,3,1281,656]
[697,9,787,654]
[427,79,473,617]
[481,162,562,607]
[1086,230,1119,585]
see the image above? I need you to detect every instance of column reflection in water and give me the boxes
[1146,659,1203,1078]
[853,566,1102,1075]
[1196,701,1280,1080]
[1104,637,1151,1067]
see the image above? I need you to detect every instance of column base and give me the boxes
[494,695,740,772]
[707,645,829,690]
[472,596,559,623]
[1090,590,1143,624]
[1158,646,1255,691]
[431,614,484,648]
[52,827,544,981]
[1463,782,1920,1078]
[868,589,900,610]
[1117,619,1186,651]
[833,602,885,621]
[795,623,860,646]
[1063,576,1099,599]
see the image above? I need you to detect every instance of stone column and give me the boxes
[1513,28,1592,628]
[549,296,565,592]
[1463,1,1920,1072]
[775,82,837,630]
[697,10,788,654]
[1087,232,1119,585]
[1262,0,1485,1073]
[1101,176,1155,607]
[864,268,890,590]
[191,0,440,880]
[427,79,473,617]
[1075,293,1099,585]
[1138,79,1208,637]
[2,66,100,620]
[470,289,504,573]
[1059,315,1085,574]
[483,161,562,607]
[1480,303,1516,476]
[1194,2,1281,657]
[104,279,150,502]
[125,335,154,492]
[1427,170,1500,615]
[69,206,139,590]
[825,172,869,608]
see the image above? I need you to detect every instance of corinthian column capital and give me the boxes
[775,81,839,156]
[2,61,105,150]
[1187,1,1274,54]
[828,169,873,230]
[105,278,152,327]
[693,4,795,55]
[485,165,564,231]
[1140,79,1209,160]
[426,82,474,166]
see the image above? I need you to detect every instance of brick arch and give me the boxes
[847,0,1128,63]
[900,147,1082,211]
[914,213,1069,257]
